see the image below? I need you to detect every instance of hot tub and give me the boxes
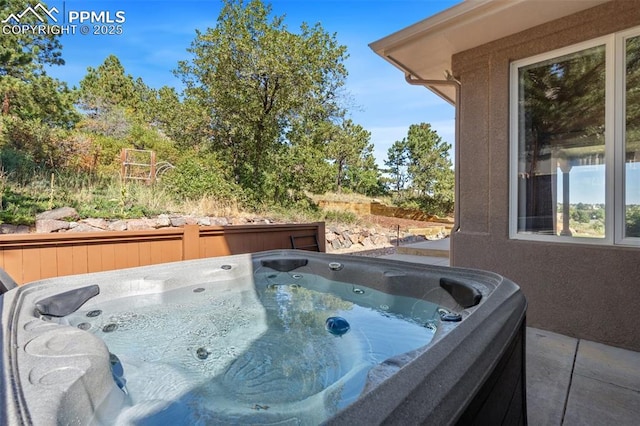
[0,250,527,425]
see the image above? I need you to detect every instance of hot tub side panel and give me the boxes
[1,250,526,425]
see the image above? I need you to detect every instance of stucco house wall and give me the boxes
[450,1,640,351]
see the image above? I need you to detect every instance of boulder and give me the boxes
[108,220,128,231]
[156,216,172,228]
[35,219,69,233]
[36,207,79,221]
[197,217,211,226]
[348,233,360,245]
[169,216,186,227]
[67,223,105,233]
[81,218,110,230]
[16,225,30,233]
[210,217,229,226]
[372,234,388,245]
[361,237,373,248]
[0,224,29,234]
[126,219,155,231]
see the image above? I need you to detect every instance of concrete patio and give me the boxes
[379,239,640,426]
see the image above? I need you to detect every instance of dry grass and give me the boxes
[307,191,393,205]
[176,196,244,217]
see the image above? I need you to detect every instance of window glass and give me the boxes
[517,45,606,237]
[625,35,640,238]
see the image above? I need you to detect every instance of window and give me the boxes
[510,28,640,246]
[623,33,640,240]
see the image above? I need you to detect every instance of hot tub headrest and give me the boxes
[440,278,482,309]
[35,285,100,317]
[260,258,308,272]
[0,268,18,295]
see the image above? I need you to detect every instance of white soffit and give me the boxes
[370,0,611,104]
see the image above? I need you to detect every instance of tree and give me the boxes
[1,74,77,128]
[344,142,385,196]
[384,139,410,192]
[0,1,63,75]
[75,56,182,176]
[405,123,453,198]
[176,0,349,200]
[147,87,213,149]
[383,123,454,215]
[0,0,80,174]
[326,119,373,193]
[79,55,144,117]
[281,119,335,195]
[0,1,77,127]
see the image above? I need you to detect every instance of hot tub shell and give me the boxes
[0,250,527,425]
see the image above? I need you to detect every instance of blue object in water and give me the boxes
[325,316,350,336]
[109,353,126,390]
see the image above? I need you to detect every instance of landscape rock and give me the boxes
[372,235,388,245]
[67,223,105,233]
[0,224,29,234]
[197,217,211,226]
[126,219,156,231]
[81,218,110,230]
[155,216,171,228]
[229,217,247,225]
[169,216,198,227]
[169,216,186,227]
[35,219,70,233]
[35,207,79,221]
[210,217,228,226]
[108,220,128,231]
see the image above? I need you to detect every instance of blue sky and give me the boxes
[38,0,459,167]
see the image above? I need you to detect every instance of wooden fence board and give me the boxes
[138,241,152,266]
[22,249,41,284]
[0,223,324,285]
[113,242,129,270]
[71,245,88,275]
[56,246,74,277]
[99,244,116,272]
[87,245,103,273]
[125,243,140,269]
[39,247,59,279]
[3,249,24,284]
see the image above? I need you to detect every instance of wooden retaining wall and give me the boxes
[0,223,325,285]
[318,200,452,223]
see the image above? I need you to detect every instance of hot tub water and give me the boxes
[58,268,440,424]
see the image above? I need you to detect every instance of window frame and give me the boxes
[509,27,640,247]
[615,27,640,246]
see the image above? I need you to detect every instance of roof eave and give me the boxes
[370,0,612,105]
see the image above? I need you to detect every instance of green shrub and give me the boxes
[396,195,454,217]
[0,148,38,183]
[161,152,241,202]
[322,209,358,224]
[0,188,48,225]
